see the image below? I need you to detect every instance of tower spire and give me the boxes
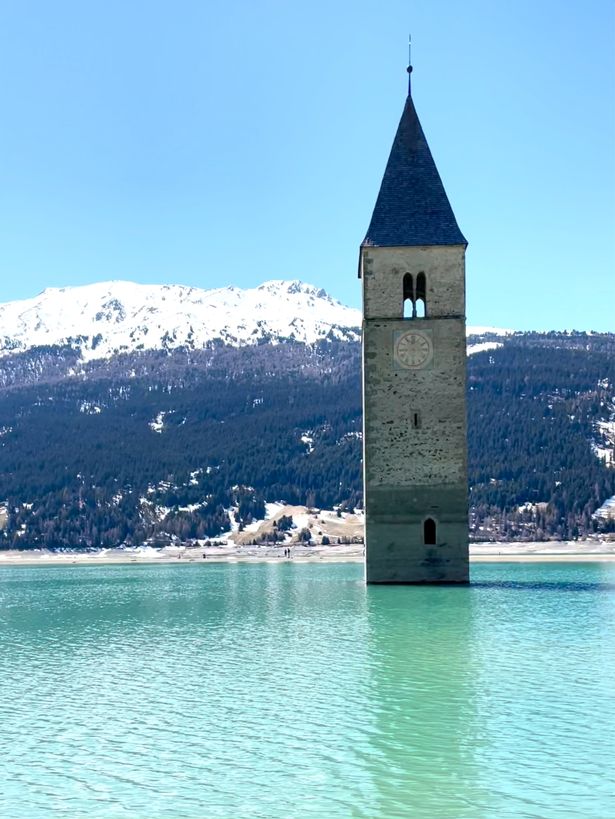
[362,74,467,248]
[407,35,413,96]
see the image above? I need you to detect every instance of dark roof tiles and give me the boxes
[363,95,467,247]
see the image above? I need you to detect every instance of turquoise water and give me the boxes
[1,562,614,818]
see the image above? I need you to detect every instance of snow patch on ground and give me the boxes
[265,502,286,519]
[149,411,171,433]
[79,402,102,414]
[517,502,548,513]
[594,495,615,520]
[593,443,614,467]
[241,517,266,534]
[216,504,365,548]
[339,431,362,443]
[300,432,314,453]
[467,341,503,356]
[592,420,615,468]
[227,508,240,533]
[139,497,170,521]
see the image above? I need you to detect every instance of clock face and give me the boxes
[394,331,433,369]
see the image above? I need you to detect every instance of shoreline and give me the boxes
[0,541,614,567]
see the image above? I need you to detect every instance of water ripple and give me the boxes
[0,562,614,817]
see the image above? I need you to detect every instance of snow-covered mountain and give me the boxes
[0,279,511,361]
[0,280,361,360]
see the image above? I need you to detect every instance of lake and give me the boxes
[1,562,614,818]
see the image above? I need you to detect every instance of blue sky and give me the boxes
[0,0,613,330]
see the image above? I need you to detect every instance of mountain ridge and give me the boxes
[0,279,361,360]
[0,279,512,362]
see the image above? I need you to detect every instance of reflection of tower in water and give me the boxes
[364,585,492,817]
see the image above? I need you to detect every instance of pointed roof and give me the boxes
[363,93,467,247]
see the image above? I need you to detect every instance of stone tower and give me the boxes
[360,67,469,584]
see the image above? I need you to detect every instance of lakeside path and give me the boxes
[0,540,614,566]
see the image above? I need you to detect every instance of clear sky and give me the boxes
[0,0,613,330]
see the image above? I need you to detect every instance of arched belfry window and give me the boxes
[424,518,436,545]
[415,272,427,318]
[403,273,414,319]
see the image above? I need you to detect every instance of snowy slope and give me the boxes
[0,280,361,360]
[0,279,512,361]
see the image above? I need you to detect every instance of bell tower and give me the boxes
[360,63,469,584]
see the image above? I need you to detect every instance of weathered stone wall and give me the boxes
[363,485,469,583]
[361,244,469,583]
[361,245,465,319]
[363,317,467,485]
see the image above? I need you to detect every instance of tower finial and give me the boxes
[407,34,413,96]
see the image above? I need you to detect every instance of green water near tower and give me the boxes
[1,562,614,817]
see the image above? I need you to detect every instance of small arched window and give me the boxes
[415,272,427,318]
[424,518,436,545]
[402,273,414,319]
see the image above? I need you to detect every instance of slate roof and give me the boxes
[363,94,467,247]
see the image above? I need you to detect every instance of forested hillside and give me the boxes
[0,332,613,548]
[0,342,362,549]
[468,333,615,540]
